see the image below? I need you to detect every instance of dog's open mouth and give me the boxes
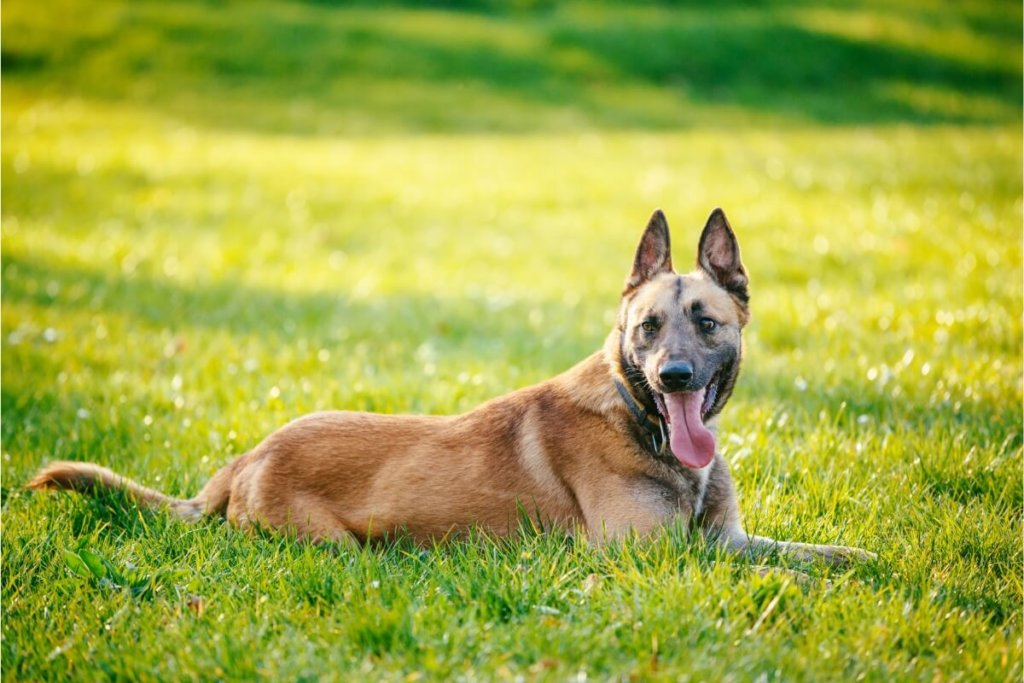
[651,381,719,469]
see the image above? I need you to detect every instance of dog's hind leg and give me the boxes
[228,507,359,548]
[283,501,360,548]
[221,465,359,547]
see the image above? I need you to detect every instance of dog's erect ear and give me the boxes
[625,209,673,291]
[697,208,749,302]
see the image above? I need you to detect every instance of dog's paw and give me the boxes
[820,544,877,567]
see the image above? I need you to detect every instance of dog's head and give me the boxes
[617,208,749,469]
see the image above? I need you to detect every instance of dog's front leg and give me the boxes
[580,479,679,544]
[722,527,877,567]
[696,463,875,567]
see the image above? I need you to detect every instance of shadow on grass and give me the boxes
[1,251,598,366]
[3,0,1020,134]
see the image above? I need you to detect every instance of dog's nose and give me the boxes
[659,361,694,390]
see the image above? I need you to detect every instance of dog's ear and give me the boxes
[625,209,673,291]
[697,208,748,302]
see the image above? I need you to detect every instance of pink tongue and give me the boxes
[664,390,716,468]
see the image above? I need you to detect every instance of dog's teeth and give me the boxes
[700,383,718,419]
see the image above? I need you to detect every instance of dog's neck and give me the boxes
[539,330,664,463]
[612,330,660,413]
[610,329,672,454]
[553,331,659,414]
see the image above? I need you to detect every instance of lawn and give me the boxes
[2,0,1021,680]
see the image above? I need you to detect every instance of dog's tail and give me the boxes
[26,460,230,522]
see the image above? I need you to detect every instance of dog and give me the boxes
[29,209,874,565]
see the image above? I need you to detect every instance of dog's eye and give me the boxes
[641,320,658,333]
[699,317,717,333]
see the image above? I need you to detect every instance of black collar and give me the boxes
[613,378,668,456]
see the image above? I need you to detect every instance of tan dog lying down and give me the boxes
[29,209,875,565]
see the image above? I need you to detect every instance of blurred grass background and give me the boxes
[5,0,1021,131]
[2,0,1022,680]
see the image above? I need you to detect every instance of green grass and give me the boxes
[2,0,1021,680]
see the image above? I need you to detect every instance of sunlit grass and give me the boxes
[790,5,1019,71]
[2,0,1022,680]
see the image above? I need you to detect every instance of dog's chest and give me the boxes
[632,462,712,520]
